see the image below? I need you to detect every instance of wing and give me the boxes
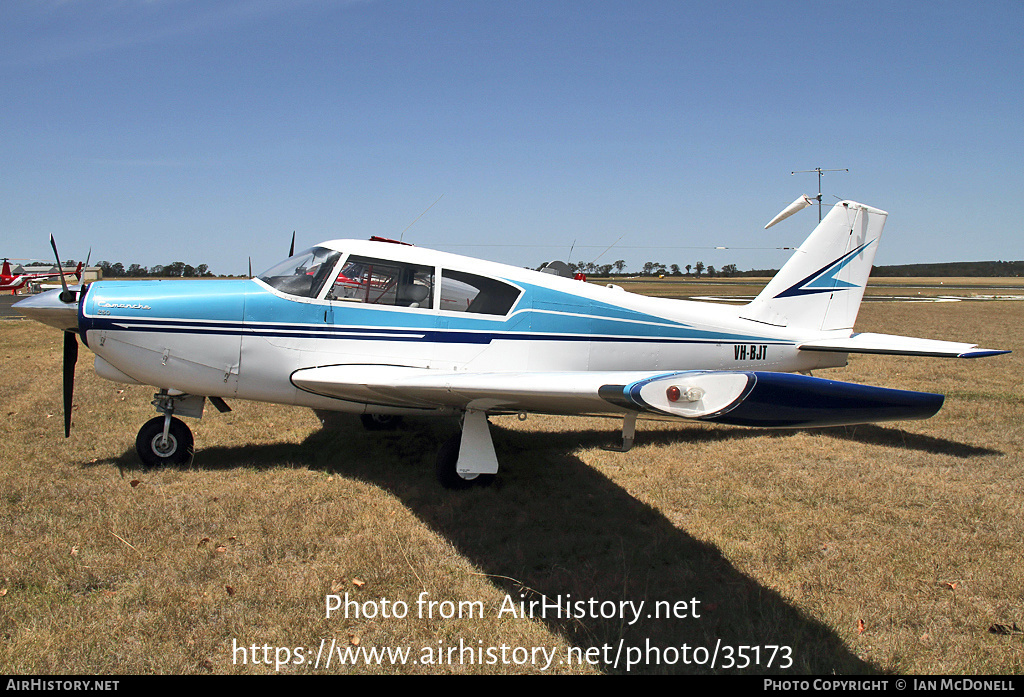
[291,364,944,428]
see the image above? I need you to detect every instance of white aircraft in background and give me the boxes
[16,199,1008,488]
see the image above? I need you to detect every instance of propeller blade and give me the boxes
[62,330,78,438]
[289,231,295,257]
[49,235,72,300]
[48,235,77,302]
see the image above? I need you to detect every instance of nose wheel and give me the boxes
[136,415,194,467]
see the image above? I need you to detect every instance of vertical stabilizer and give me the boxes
[740,201,886,331]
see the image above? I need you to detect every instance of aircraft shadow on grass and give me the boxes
[83,415,999,673]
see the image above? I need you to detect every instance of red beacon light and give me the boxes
[666,384,705,404]
[368,236,413,246]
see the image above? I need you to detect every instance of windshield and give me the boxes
[258,247,342,298]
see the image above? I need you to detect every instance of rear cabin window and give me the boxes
[440,270,520,315]
[327,256,434,308]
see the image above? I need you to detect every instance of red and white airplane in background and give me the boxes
[1,259,83,295]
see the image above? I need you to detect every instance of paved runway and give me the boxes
[0,293,28,320]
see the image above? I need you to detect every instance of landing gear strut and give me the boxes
[435,409,498,489]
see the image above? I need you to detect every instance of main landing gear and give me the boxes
[435,409,499,490]
[349,408,500,489]
[359,413,403,431]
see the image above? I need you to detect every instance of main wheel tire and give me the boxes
[136,416,194,468]
[435,434,495,490]
[360,413,403,431]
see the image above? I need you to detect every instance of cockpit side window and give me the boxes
[440,270,520,315]
[258,247,342,299]
[327,256,434,308]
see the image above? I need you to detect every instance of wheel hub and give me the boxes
[151,433,177,457]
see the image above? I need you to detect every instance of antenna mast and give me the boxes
[791,167,848,221]
[399,194,445,242]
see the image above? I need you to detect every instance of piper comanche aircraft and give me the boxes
[16,199,1008,488]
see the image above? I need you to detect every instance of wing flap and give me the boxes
[291,364,643,413]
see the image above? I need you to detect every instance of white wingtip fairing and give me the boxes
[764,194,815,229]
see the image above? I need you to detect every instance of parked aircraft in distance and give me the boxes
[2,259,82,295]
[16,199,1009,487]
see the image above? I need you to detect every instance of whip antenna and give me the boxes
[791,167,848,221]
[400,194,445,242]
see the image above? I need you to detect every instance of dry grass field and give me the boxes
[1,292,1021,674]
[609,275,1024,301]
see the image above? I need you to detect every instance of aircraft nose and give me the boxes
[13,288,80,331]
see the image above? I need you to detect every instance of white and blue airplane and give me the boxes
[16,199,1009,488]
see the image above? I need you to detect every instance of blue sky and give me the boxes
[2,0,1022,275]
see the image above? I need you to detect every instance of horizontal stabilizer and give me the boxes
[799,332,1011,359]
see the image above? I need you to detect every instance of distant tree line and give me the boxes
[870,260,1024,277]
[95,261,214,278]
[23,260,81,268]
[554,259,1024,279]
[730,261,1024,278]
[550,259,742,278]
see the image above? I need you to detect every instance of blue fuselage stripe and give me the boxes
[83,315,790,347]
[79,279,787,347]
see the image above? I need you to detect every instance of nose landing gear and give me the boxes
[135,390,203,467]
[136,414,193,467]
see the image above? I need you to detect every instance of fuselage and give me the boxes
[75,239,847,416]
